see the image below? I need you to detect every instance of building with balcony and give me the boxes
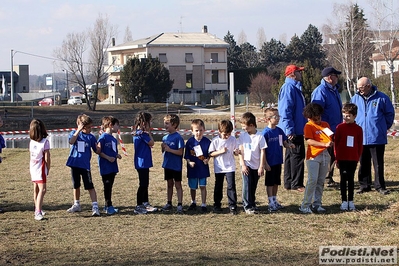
[105,26,229,104]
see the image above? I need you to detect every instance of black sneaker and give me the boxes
[230,207,238,215]
[187,203,197,211]
[356,187,371,194]
[213,206,222,213]
[201,206,208,213]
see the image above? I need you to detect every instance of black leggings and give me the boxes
[338,160,358,202]
[137,168,150,206]
[102,173,116,207]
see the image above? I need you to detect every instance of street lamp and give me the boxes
[210,58,213,96]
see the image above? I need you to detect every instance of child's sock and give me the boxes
[272,196,277,203]
[74,200,80,205]
[268,197,273,204]
[92,202,98,207]
[191,200,196,204]
[201,203,206,207]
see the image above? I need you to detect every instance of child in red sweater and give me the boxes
[334,103,363,211]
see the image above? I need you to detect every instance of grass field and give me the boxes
[0,135,399,265]
[0,104,398,265]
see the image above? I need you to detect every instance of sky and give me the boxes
[0,0,386,75]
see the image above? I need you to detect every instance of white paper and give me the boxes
[112,141,116,152]
[279,135,283,146]
[322,127,334,137]
[193,145,203,156]
[77,141,85,152]
[346,136,354,147]
[244,143,251,161]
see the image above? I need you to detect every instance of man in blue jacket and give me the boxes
[311,67,343,187]
[278,65,307,192]
[351,77,394,195]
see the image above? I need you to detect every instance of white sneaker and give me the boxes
[299,206,313,214]
[92,206,100,216]
[143,202,158,213]
[134,205,148,215]
[34,212,44,221]
[245,208,255,214]
[268,203,278,213]
[340,201,348,211]
[348,201,356,211]
[67,204,81,213]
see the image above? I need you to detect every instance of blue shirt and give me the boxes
[66,130,97,170]
[162,132,184,171]
[133,130,153,169]
[262,126,287,166]
[351,86,394,145]
[311,79,343,133]
[97,133,119,176]
[184,136,211,179]
[277,77,307,136]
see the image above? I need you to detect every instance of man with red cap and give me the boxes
[277,65,307,192]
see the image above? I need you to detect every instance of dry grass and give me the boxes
[0,136,399,265]
[1,104,398,265]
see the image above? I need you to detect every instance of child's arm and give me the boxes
[164,145,184,156]
[69,123,84,145]
[307,139,333,148]
[258,148,265,177]
[44,149,51,174]
[238,144,249,176]
[209,147,228,157]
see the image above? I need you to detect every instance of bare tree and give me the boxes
[323,3,373,97]
[124,26,133,43]
[54,14,117,110]
[237,30,247,45]
[256,27,267,50]
[370,0,399,105]
[248,73,277,104]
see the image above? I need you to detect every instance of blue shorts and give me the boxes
[188,177,207,189]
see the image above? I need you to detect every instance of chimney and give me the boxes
[202,25,208,33]
[112,38,115,46]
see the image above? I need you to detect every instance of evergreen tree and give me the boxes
[224,31,243,70]
[239,42,260,68]
[259,38,287,68]
[300,24,326,69]
[119,55,173,103]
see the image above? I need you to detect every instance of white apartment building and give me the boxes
[105,26,229,104]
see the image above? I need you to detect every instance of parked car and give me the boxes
[68,96,83,105]
[38,98,54,106]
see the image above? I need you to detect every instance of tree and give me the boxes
[248,72,277,104]
[237,30,247,45]
[256,27,267,51]
[123,26,133,43]
[119,55,173,103]
[323,3,373,97]
[300,24,326,70]
[239,42,260,68]
[370,0,399,105]
[54,14,117,111]
[285,34,304,63]
[224,31,243,70]
[259,38,287,67]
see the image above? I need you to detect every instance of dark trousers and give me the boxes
[325,146,336,181]
[284,135,305,189]
[214,172,237,208]
[136,168,150,205]
[358,145,386,191]
[338,160,357,202]
[102,173,116,207]
[242,167,260,210]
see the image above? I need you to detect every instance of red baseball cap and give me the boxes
[285,65,305,76]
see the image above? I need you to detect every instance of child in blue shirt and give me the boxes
[262,108,295,212]
[133,112,157,214]
[97,116,122,215]
[66,114,101,216]
[184,119,211,213]
[161,114,185,214]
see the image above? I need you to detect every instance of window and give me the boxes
[212,70,218,84]
[159,53,167,63]
[211,53,218,63]
[185,53,194,63]
[381,65,386,75]
[186,73,193,88]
